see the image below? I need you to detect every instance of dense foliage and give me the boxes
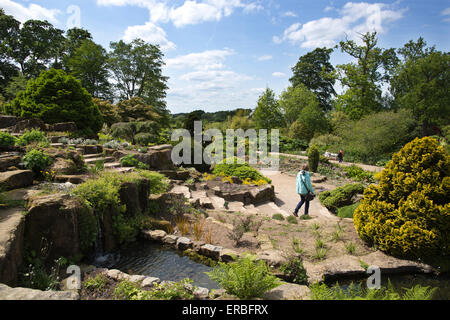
[22,148,53,176]
[206,256,281,299]
[354,137,450,259]
[212,157,271,183]
[9,69,103,136]
[319,183,365,213]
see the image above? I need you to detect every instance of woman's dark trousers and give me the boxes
[294,195,309,215]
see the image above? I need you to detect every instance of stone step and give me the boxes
[103,162,121,169]
[105,167,134,173]
[84,157,115,164]
[82,153,103,159]
[0,170,33,191]
[50,143,64,148]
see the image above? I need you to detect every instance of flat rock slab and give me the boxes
[84,157,115,164]
[142,230,167,241]
[176,237,193,250]
[303,255,367,284]
[169,185,191,199]
[359,251,435,274]
[199,244,223,260]
[54,175,88,184]
[0,284,79,300]
[0,170,33,191]
[263,283,311,300]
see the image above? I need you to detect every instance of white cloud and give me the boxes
[282,11,297,18]
[272,72,286,78]
[1,0,61,24]
[257,55,273,61]
[122,22,176,50]
[166,49,235,70]
[98,0,260,28]
[273,2,405,48]
[442,7,450,22]
[324,6,334,13]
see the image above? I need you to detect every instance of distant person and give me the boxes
[293,164,315,217]
[338,149,344,163]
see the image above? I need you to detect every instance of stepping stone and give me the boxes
[84,157,115,164]
[50,143,64,148]
[169,185,191,199]
[210,196,225,210]
[105,167,133,173]
[103,162,121,169]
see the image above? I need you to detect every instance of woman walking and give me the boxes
[293,164,315,217]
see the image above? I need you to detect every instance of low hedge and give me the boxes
[319,183,365,213]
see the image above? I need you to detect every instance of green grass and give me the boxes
[337,202,361,218]
[272,213,285,221]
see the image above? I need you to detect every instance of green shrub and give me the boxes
[16,129,48,147]
[134,132,157,146]
[22,149,53,176]
[119,154,139,167]
[319,183,365,213]
[0,131,17,147]
[136,170,170,194]
[206,256,281,299]
[111,122,135,142]
[337,202,360,218]
[308,145,320,173]
[334,110,419,165]
[280,256,308,285]
[354,137,450,259]
[212,157,271,183]
[342,165,375,183]
[10,68,103,136]
[83,273,109,295]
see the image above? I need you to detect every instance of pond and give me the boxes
[92,241,220,290]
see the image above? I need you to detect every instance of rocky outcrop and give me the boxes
[0,170,33,190]
[0,155,21,172]
[25,193,94,263]
[10,118,46,133]
[118,179,150,216]
[249,185,275,204]
[49,122,77,132]
[48,158,79,175]
[263,283,311,300]
[0,284,79,300]
[0,208,25,286]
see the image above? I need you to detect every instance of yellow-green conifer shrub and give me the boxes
[353,137,449,259]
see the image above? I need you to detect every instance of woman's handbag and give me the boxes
[301,175,315,201]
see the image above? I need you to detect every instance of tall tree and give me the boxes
[0,9,20,93]
[391,50,450,135]
[108,39,169,124]
[11,19,65,78]
[336,32,399,120]
[65,27,93,57]
[290,47,336,112]
[279,84,319,128]
[252,88,284,130]
[66,39,111,100]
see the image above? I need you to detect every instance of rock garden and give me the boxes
[1,115,448,300]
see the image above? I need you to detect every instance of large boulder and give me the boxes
[250,185,275,204]
[48,158,79,175]
[10,118,46,133]
[25,193,94,263]
[0,208,25,286]
[0,170,33,190]
[0,155,21,172]
[118,179,150,215]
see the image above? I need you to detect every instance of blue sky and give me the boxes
[2,0,450,114]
